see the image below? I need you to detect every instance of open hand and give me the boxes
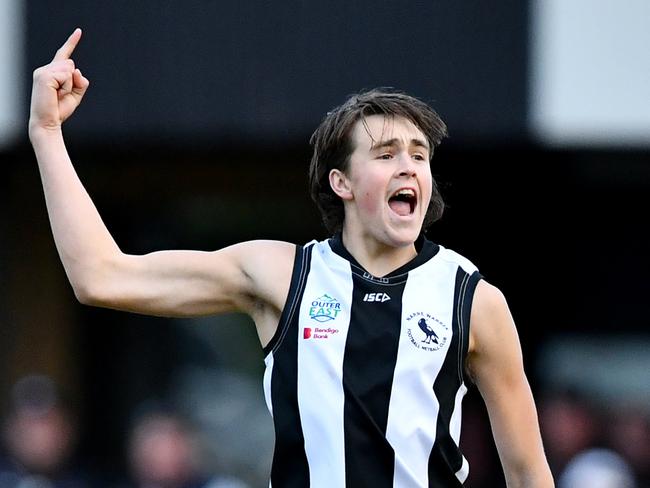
[29,28,90,133]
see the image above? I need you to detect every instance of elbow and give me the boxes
[68,253,126,307]
[73,280,122,309]
[72,280,104,306]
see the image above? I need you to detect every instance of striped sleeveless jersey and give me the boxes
[262,234,482,487]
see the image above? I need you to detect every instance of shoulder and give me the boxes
[468,280,518,361]
[223,239,296,271]
[228,239,297,285]
[434,243,479,275]
[209,240,297,308]
[225,240,299,342]
[472,280,508,317]
[227,239,297,256]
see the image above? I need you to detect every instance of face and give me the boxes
[131,417,195,485]
[330,114,433,248]
[7,408,75,472]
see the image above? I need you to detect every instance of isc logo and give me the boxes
[363,292,391,302]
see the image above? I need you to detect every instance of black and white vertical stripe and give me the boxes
[263,238,481,488]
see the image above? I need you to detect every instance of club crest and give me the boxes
[405,311,449,352]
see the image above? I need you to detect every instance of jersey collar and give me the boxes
[327,233,440,280]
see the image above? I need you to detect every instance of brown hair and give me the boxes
[309,88,448,234]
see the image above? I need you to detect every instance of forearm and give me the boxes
[26,30,281,321]
[470,282,555,488]
[505,466,555,488]
[484,381,554,488]
[502,417,554,487]
[30,126,121,300]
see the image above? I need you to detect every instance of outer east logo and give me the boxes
[405,311,449,352]
[308,294,342,323]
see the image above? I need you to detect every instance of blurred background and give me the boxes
[1,1,648,487]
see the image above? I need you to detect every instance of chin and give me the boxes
[383,223,422,248]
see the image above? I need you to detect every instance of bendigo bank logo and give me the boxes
[303,326,339,340]
[308,294,342,323]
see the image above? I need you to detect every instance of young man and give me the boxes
[29,29,554,487]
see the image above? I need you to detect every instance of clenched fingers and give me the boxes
[72,68,89,90]
[71,68,90,100]
[37,59,75,91]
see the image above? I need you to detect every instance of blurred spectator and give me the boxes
[558,448,636,488]
[606,408,650,487]
[538,390,599,477]
[0,374,91,488]
[124,407,247,488]
[538,388,650,487]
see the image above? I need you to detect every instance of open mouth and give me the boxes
[388,188,417,216]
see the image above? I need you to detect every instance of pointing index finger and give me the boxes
[52,28,82,62]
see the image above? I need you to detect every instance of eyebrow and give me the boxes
[371,138,430,151]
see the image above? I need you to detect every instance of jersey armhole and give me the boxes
[460,270,483,385]
[262,243,313,356]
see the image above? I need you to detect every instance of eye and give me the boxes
[379,153,393,160]
[412,153,426,161]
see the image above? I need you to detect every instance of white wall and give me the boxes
[0,0,24,149]
[530,0,650,147]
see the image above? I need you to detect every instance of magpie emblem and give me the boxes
[405,311,449,352]
[418,318,439,344]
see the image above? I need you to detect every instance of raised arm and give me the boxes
[467,281,554,488]
[28,29,294,343]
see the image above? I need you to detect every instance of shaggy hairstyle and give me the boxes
[309,88,448,234]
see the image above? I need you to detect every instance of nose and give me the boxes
[396,152,417,177]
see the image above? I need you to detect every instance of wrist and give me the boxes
[28,122,63,144]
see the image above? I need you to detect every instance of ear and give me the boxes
[329,169,353,201]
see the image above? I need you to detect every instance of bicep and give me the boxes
[468,281,552,485]
[86,240,293,318]
[109,247,250,316]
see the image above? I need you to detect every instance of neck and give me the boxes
[340,226,418,277]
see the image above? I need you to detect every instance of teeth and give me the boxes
[394,189,415,198]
